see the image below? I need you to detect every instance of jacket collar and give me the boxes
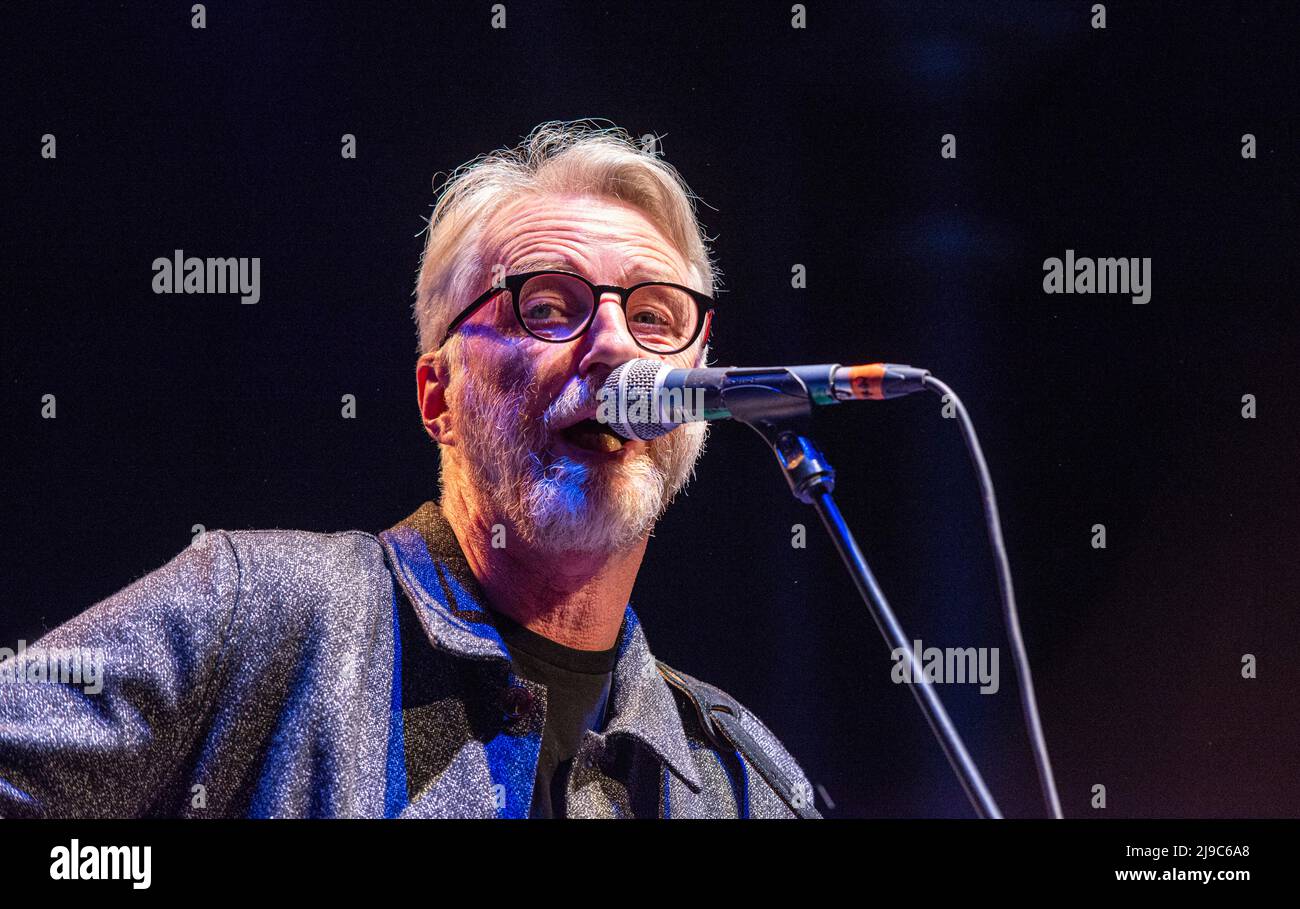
[378,501,703,791]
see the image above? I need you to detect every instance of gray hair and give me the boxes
[412,119,720,356]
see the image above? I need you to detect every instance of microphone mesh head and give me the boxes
[600,359,672,442]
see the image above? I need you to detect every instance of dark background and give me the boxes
[3,0,1297,818]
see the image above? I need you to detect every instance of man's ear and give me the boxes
[416,349,454,445]
[695,311,714,367]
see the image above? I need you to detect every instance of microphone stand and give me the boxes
[723,381,1003,819]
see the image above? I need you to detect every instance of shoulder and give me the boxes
[199,527,393,639]
[658,662,820,818]
[216,527,387,583]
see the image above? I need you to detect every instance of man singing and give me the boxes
[0,121,818,819]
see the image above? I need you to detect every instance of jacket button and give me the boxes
[501,685,534,721]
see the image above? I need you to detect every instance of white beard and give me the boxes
[446,348,708,553]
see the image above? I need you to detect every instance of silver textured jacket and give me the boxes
[0,502,818,818]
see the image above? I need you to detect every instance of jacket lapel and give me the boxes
[379,501,704,817]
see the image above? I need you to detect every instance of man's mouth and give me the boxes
[558,418,628,454]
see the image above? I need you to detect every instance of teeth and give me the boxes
[582,429,621,452]
[586,431,622,453]
[565,421,624,453]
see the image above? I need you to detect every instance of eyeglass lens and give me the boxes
[514,272,698,352]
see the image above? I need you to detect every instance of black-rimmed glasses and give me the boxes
[439,270,715,355]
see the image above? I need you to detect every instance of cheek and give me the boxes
[665,345,703,370]
[529,342,587,390]
[473,337,541,396]
[668,325,711,370]
[489,340,579,422]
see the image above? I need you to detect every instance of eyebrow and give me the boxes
[506,256,575,275]
[505,256,683,285]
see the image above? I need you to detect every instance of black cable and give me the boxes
[922,375,1064,819]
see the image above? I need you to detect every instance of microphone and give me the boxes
[598,359,931,441]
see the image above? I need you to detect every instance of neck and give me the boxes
[440,478,646,651]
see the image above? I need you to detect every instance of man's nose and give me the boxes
[576,293,646,380]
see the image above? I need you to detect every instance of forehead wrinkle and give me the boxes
[501,235,593,270]
[503,235,691,290]
[493,224,594,273]
[484,197,692,286]
[617,252,687,285]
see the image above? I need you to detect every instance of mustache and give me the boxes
[541,376,603,434]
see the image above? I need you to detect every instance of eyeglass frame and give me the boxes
[438,269,717,354]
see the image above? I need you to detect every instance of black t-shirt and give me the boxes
[492,612,619,818]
